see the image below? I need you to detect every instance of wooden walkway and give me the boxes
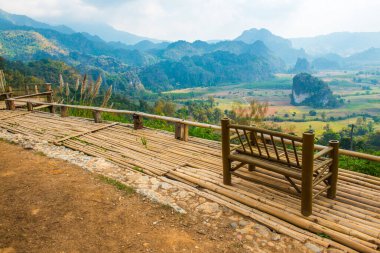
[0,110,379,253]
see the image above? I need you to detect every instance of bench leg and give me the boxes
[327,140,339,199]
[301,132,314,216]
[221,118,231,185]
[248,164,255,171]
[301,173,313,216]
[223,160,232,185]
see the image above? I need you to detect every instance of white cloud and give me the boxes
[0,0,99,23]
[0,0,379,41]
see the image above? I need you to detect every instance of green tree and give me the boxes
[321,112,326,121]
[309,110,317,116]
[207,96,215,108]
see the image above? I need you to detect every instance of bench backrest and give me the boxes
[224,120,314,169]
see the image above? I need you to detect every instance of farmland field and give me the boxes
[165,71,380,136]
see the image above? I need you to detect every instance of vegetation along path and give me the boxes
[0,109,379,253]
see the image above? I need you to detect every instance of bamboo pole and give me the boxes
[221,118,231,185]
[327,140,340,199]
[167,171,378,253]
[133,113,143,130]
[301,132,315,216]
[92,110,102,123]
[26,101,33,112]
[61,106,68,117]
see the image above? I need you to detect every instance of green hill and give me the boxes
[0,30,67,60]
[140,50,274,91]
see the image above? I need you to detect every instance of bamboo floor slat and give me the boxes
[0,110,379,253]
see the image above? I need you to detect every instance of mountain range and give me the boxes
[0,8,380,94]
[0,10,290,92]
[2,8,380,57]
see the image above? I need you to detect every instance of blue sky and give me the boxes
[0,0,379,41]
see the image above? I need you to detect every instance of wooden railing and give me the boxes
[9,83,52,97]
[5,84,54,112]
[5,97,219,141]
[4,96,380,163]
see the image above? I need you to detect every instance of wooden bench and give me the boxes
[221,118,339,216]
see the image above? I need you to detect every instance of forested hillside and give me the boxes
[140,50,274,91]
[0,57,79,88]
[0,19,281,94]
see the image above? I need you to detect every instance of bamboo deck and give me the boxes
[0,110,379,253]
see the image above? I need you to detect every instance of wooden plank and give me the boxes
[11,91,53,100]
[229,153,302,180]
[0,111,30,120]
[54,122,118,144]
[34,104,56,110]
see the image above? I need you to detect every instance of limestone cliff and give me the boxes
[291,73,340,108]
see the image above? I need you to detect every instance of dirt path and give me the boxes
[0,141,251,253]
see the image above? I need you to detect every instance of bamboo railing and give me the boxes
[8,83,52,96]
[4,96,380,163]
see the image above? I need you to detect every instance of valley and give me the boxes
[164,71,380,136]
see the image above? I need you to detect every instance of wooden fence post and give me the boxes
[327,140,340,199]
[221,118,231,185]
[183,124,189,141]
[175,123,183,140]
[47,92,53,103]
[93,110,102,123]
[34,85,39,94]
[46,88,55,113]
[7,99,15,110]
[133,114,143,130]
[47,104,55,113]
[61,106,68,117]
[26,101,33,111]
[248,131,256,171]
[175,123,189,141]
[7,86,12,98]
[301,132,315,216]
[5,100,10,110]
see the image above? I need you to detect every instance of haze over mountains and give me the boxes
[1,8,380,93]
[291,32,380,56]
[0,9,74,34]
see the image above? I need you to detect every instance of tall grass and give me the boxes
[57,73,112,108]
